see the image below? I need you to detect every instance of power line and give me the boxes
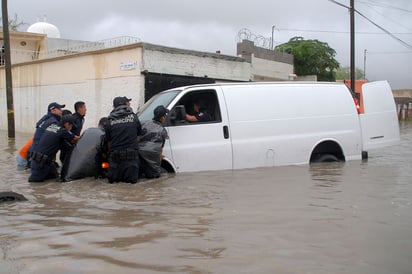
[329,0,412,50]
[277,27,412,35]
[357,1,412,32]
[358,0,412,13]
[355,9,412,50]
[367,51,412,54]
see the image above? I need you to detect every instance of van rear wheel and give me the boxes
[311,154,338,163]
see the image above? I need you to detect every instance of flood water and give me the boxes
[1,123,412,274]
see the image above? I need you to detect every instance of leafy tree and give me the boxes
[275,36,340,81]
[335,66,365,80]
[0,13,26,31]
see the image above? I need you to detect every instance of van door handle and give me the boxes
[223,125,229,139]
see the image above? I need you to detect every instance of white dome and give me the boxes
[27,21,60,38]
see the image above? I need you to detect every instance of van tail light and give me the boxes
[353,97,361,114]
[102,162,109,169]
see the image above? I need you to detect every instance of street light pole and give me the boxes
[271,25,275,50]
[1,0,15,139]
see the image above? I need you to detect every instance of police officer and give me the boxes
[139,105,169,179]
[31,102,65,153]
[28,115,78,182]
[105,97,142,184]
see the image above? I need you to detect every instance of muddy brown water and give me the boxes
[1,123,412,274]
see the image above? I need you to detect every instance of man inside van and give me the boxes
[185,100,212,122]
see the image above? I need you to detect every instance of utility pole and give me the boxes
[350,0,355,92]
[1,0,15,138]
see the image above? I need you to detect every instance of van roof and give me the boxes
[169,81,349,91]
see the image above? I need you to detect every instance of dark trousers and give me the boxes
[28,160,58,182]
[60,146,74,181]
[107,158,140,184]
[139,152,161,179]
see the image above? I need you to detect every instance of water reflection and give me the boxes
[310,162,344,184]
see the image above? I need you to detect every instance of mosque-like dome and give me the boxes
[27,21,60,38]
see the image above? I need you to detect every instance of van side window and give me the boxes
[169,89,221,126]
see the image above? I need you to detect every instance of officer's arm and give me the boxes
[72,135,80,143]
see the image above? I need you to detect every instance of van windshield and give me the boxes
[138,90,180,121]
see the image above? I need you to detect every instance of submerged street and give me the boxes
[0,122,411,274]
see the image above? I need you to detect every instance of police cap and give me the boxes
[113,97,128,108]
[153,105,169,119]
[48,102,65,112]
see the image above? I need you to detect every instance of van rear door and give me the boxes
[360,81,400,150]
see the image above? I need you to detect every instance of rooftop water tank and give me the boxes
[27,21,60,38]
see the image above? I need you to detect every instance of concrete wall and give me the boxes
[296,75,318,81]
[0,42,253,134]
[237,40,293,64]
[393,89,412,99]
[237,40,293,81]
[142,43,251,81]
[0,31,48,64]
[0,45,144,134]
[251,54,294,81]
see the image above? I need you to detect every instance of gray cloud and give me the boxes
[8,0,412,89]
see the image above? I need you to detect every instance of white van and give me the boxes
[138,81,400,173]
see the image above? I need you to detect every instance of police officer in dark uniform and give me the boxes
[28,102,66,169]
[28,115,78,182]
[31,102,65,153]
[105,96,142,184]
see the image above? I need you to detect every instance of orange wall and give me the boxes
[342,79,368,93]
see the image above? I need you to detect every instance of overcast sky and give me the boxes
[7,0,412,89]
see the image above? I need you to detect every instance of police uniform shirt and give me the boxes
[35,124,75,157]
[32,113,61,151]
[106,106,142,151]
